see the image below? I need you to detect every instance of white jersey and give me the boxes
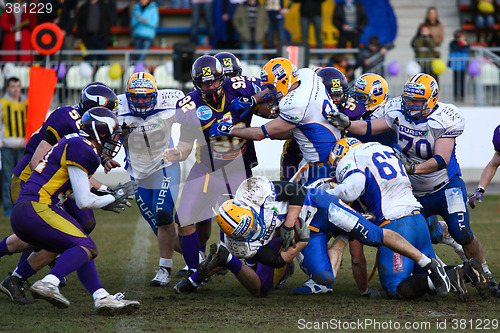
[384,97,464,196]
[117,89,184,180]
[335,142,421,223]
[278,68,342,163]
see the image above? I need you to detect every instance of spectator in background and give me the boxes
[333,0,367,50]
[0,0,37,63]
[411,23,439,79]
[448,30,470,102]
[38,0,78,50]
[233,0,269,62]
[131,0,159,61]
[265,0,290,49]
[423,7,445,55]
[294,0,324,53]
[222,0,246,48]
[331,54,354,81]
[356,35,393,76]
[0,77,27,216]
[472,0,499,42]
[190,0,214,46]
[76,0,114,61]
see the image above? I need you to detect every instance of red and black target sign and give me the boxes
[31,23,64,55]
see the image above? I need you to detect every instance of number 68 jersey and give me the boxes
[116,89,185,180]
[384,97,465,196]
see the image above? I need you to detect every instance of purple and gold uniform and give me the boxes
[11,106,96,233]
[12,134,100,254]
[175,75,262,227]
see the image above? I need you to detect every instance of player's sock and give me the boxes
[0,237,11,257]
[14,259,37,279]
[189,272,202,285]
[76,259,104,295]
[396,274,430,300]
[481,261,492,275]
[49,246,89,282]
[226,254,242,274]
[159,258,173,272]
[92,288,110,301]
[41,274,60,286]
[180,232,200,271]
[16,251,31,268]
[416,255,432,268]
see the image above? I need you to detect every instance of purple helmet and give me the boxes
[80,107,122,158]
[214,52,242,77]
[316,67,349,111]
[191,55,226,105]
[78,83,118,115]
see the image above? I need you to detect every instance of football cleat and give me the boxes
[446,266,469,302]
[175,266,191,278]
[423,258,450,297]
[360,287,381,298]
[150,267,171,287]
[0,274,32,305]
[292,279,333,294]
[463,258,491,299]
[173,278,198,294]
[486,274,499,295]
[30,280,70,308]
[197,243,230,280]
[95,292,140,316]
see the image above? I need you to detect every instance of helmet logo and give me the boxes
[332,78,341,88]
[260,69,269,83]
[232,214,252,238]
[90,114,117,133]
[202,66,212,77]
[84,90,108,106]
[129,78,154,90]
[271,63,286,81]
[372,80,384,96]
[222,58,233,66]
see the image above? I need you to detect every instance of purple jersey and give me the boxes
[17,133,100,207]
[13,106,82,181]
[176,76,261,170]
[493,124,500,155]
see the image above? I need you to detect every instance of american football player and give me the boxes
[115,72,184,287]
[10,107,140,314]
[327,73,498,298]
[162,55,265,282]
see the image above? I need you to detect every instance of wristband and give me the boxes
[433,154,447,170]
[365,120,372,136]
[101,157,111,166]
[261,125,271,139]
[476,186,485,193]
[176,148,183,161]
[99,184,109,192]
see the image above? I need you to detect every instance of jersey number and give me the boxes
[399,133,432,159]
[372,151,407,180]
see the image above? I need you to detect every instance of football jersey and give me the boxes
[13,105,82,182]
[278,68,342,163]
[117,89,184,180]
[17,133,101,207]
[347,104,398,149]
[176,75,261,171]
[335,142,421,224]
[492,124,500,155]
[384,97,464,196]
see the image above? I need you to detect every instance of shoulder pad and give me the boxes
[428,103,464,132]
[235,176,276,206]
[157,89,185,109]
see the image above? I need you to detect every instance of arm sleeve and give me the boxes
[273,181,306,206]
[252,244,287,268]
[330,172,366,203]
[68,166,115,209]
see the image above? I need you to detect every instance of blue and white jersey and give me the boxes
[116,89,184,180]
[278,68,342,163]
[384,97,464,196]
[348,104,398,150]
[334,142,421,224]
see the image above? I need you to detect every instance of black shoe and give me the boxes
[173,278,198,294]
[175,267,190,278]
[447,266,469,302]
[197,243,230,280]
[463,258,490,299]
[0,275,32,305]
[486,274,499,296]
[423,258,450,297]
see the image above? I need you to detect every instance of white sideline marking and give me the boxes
[118,217,151,331]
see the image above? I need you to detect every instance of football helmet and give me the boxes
[125,72,158,116]
[316,67,349,111]
[79,83,117,115]
[350,73,389,112]
[329,137,362,173]
[217,199,266,242]
[214,52,242,77]
[80,107,122,158]
[402,73,439,121]
[192,55,226,105]
[260,57,299,107]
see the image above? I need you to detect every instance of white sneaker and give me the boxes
[95,292,140,315]
[30,280,70,308]
[292,278,333,294]
[150,267,171,287]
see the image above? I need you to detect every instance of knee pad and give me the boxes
[457,231,474,245]
[312,271,335,286]
[157,210,174,226]
[395,274,429,300]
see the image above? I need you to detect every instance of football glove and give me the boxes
[231,96,256,118]
[294,217,310,243]
[468,186,485,209]
[327,112,351,129]
[102,181,138,213]
[392,148,416,175]
[280,224,296,252]
[209,121,233,137]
